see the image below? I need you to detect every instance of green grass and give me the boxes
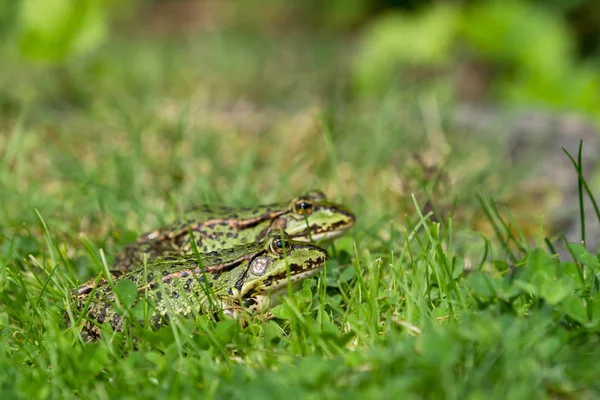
[1,26,600,399]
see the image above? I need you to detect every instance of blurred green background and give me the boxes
[1,0,599,247]
[2,0,600,113]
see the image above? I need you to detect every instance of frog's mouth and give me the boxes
[240,245,328,312]
[296,228,349,242]
[248,247,328,295]
[262,266,323,293]
[290,218,355,243]
[243,264,324,313]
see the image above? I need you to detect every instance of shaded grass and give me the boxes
[0,27,599,399]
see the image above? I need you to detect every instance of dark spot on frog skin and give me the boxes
[243,298,257,308]
[99,308,107,323]
[156,291,163,301]
[212,273,221,281]
[172,291,179,299]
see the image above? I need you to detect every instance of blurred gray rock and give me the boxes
[452,105,599,258]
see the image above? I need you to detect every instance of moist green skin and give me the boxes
[114,190,355,271]
[71,231,328,342]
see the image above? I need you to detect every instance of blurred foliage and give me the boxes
[352,0,600,118]
[18,0,109,61]
[0,0,137,63]
[353,5,458,96]
[460,2,573,75]
[2,0,600,117]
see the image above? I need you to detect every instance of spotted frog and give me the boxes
[114,190,354,271]
[70,230,328,342]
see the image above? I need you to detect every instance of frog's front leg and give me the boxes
[220,296,276,325]
[215,296,245,320]
[221,303,244,319]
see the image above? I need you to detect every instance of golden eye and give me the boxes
[270,237,291,254]
[293,199,313,216]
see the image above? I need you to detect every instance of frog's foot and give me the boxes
[257,310,275,323]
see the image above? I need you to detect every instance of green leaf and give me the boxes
[353,4,458,95]
[451,258,464,280]
[130,298,154,320]
[80,343,109,376]
[297,356,338,386]
[419,330,462,367]
[540,276,574,305]
[0,312,8,329]
[262,321,283,342]
[270,304,294,320]
[558,293,588,324]
[144,351,167,371]
[18,0,108,62]
[560,261,585,288]
[320,319,340,339]
[467,271,497,299]
[113,279,137,309]
[526,248,558,273]
[513,279,540,297]
[295,285,313,304]
[496,277,522,300]
[214,320,237,344]
[514,248,559,297]
[338,265,357,283]
[590,292,600,324]
[566,243,600,269]
[460,1,572,76]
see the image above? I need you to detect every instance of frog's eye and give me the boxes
[293,199,313,216]
[270,237,291,254]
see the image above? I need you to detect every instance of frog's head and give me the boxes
[236,230,328,299]
[275,190,356,243]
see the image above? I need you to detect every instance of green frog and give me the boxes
[70,230,328,342]
[114,190,354,271]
